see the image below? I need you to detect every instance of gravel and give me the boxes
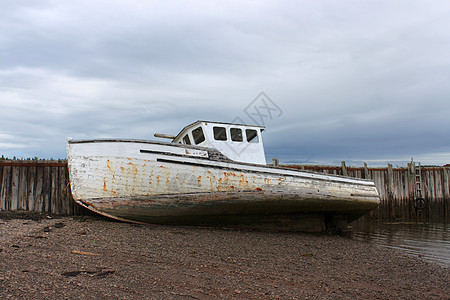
[0,212,448,299]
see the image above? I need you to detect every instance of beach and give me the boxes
[0,212,448,299]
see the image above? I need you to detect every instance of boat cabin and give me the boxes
[172,121,266,165]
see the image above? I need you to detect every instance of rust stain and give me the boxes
[197,176,202,185]
[131,164,138,177]
[230,185,235,189]
[107,160,113,172]
[255,187,263,191]
[120,166,125,172]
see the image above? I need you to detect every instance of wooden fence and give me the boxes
[0,160,89,215]
[0,160,449,221]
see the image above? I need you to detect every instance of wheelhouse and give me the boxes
[172,121,266,165]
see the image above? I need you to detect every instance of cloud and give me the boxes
[1,0,450,165]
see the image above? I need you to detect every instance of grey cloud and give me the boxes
[1,0,450,165]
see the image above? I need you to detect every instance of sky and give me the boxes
[1,0,450,166]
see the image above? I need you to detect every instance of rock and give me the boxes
[54,222,65,228]
[62,271,82,277]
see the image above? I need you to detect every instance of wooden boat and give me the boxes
[67,121,380,232]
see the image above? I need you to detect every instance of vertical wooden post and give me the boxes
[27,166,36,211]
[59,166,70,215]
[386,163,394,219]
[18,166,28,210]
[43,166,51,213]
[444,167,450,217]
[341,161,348,176]
[0,165,3,209]
[51,166,59,214]
[1,166,11,210]
[363,162,370,179]
[10,166,19,210]
[35,166,44,212]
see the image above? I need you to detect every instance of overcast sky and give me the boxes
[1,0,450,166]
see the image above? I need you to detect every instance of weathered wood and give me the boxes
[363,162,370,179]
[34,167,44,212]
[59,167,70,215]
[10,166,19,210]
[1,166,11,210]
[27,166,36,211]
[341,161,348,176]
[0,165,3,207]
[51,166,59,214]
[18,166,28,210]
[43,167,51,213]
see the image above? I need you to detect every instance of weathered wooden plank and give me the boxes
[59,166,70,215]
[363,162,370,179]
[43,167,51,213]
[10,166,20,210]
[51,166,59,214]
[444,168,450,217]
[34,167,44,212]
[27,166,36,211]
[341,161,348,176]
[1,166,11,210]
[0,165,3,203]
[18,166,28,210]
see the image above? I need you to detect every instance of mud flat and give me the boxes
[0,212,448,299]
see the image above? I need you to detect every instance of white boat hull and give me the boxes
[67,139,380,231]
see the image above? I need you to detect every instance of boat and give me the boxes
[67,120,380,232]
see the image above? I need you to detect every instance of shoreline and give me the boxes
[1,212,448,299]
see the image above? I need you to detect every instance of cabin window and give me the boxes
[213,126,227,141]
[183,134,191,145]
[192,126,205,145]
[246,129,259,143]
[230,128,243,142]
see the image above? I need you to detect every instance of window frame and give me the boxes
[213,126,227,141]
[230,127,243,142]
[182,134,192,145]
[192,126,205,145]
[245,129,259,143]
